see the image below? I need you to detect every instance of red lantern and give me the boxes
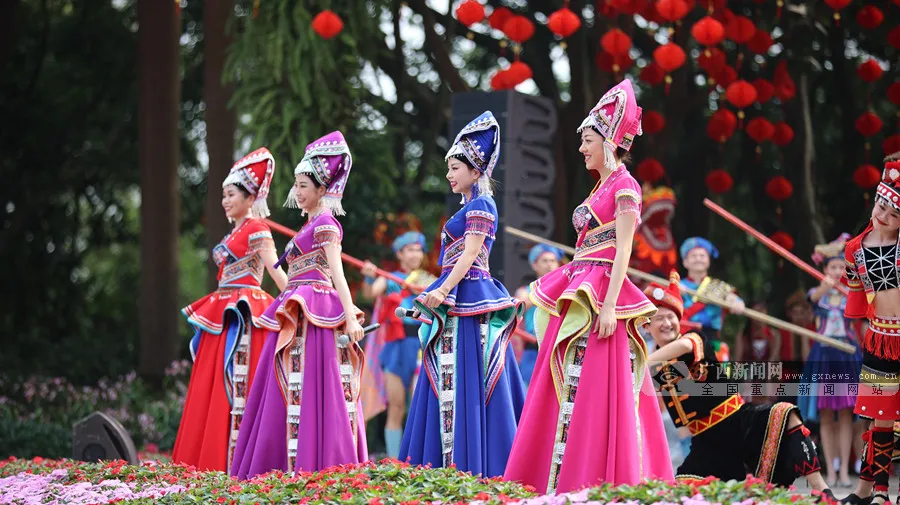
[772,122,794,147]
[752,78,775,103]
[858,59,884,83]
[710,65,737,88]
[699,47,727,73]
[765,175,793,201]
[856,5,883,30]
[747,29,774,54]
[455,1,486,27]
[770,231,795,251]
[656,0,690,22]
[640,62,667,86]
[726,16,755,44]
[507,61,533,85]
[640,1,665,24]
[725,80,757,111]
[853,164,882,189]
[503,15,535,43]
[824,0,851,22]
[884,135,900,156]
[692,16,726,47]
[637,158,666,183]
[746,117,775,144]
[890,27,900,50]
[642,110,666,134]
[490,69,515,90]
[601,29,632,56]
[773,61,796,101]
[713,6,736,25]
[595,51,634,73]
[548,6,581,39]
[889,83,900,106]
[597,0,619,18]
[312,10,344,39]
[707,109,738,143]
[488,6,513,30]
[653,43,686,73]
[611,0,646,15]
[706,169,734,194]
[856,111,883,137]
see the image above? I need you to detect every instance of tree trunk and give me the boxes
[799,72,825,246]
[138,0,181,387]
[204,0,236,291]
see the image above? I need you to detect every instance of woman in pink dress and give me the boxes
[504,78,674,494]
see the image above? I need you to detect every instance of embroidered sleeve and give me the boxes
[614,180,642,227]
[845,258,863,291]
[844,250,868,319]
[680,333,705,365]
[248,229,276,254]
[314,217,343,249]
[465,209,497,238]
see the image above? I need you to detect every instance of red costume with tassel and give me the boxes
[842,157,900,504]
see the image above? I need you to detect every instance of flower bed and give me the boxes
[0,457,829,505]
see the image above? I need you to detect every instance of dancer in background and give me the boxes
[361,231,436,459]
[798,234,862,488]
[644,271,833,498]
[504,78,673,494]
[231,131,367,478]
[679,237,745,362]
[400,111,526,477]
[513,244,564,387]
[173,148,286,472]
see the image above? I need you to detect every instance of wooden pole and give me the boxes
[504,225,856,354]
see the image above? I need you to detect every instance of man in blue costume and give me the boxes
[362,231,436,458]
[513,244,564,387]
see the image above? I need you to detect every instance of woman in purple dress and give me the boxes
[230,131,366,478]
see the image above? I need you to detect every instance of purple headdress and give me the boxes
[285,131,352,216]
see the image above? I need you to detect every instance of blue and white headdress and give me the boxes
[445,111,500,204]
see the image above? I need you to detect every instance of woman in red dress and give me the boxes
[172,148,288,471]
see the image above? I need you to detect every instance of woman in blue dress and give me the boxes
[399,111,526,477]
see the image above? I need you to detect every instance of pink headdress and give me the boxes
[286,131,352,216]
[222,147,276,218]
[577,78,643,171]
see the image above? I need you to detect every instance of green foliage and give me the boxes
[0,361,190,459]
[225,1,446,268]
[0,0,207,383]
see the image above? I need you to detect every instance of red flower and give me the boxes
[217,497,227,504]
[32,457,44,464]
[341,492,353,500]
[475,492,491,501]
[228,485,242,493]
[369,499,383,505]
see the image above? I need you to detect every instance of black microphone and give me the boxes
[337,323,380,347]
[394,307,421,319]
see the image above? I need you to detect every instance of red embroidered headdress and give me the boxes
[876,160,900,212]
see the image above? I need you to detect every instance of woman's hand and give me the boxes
[593,305,617,338]
[422,286,449,309]
[343,318,365,343]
